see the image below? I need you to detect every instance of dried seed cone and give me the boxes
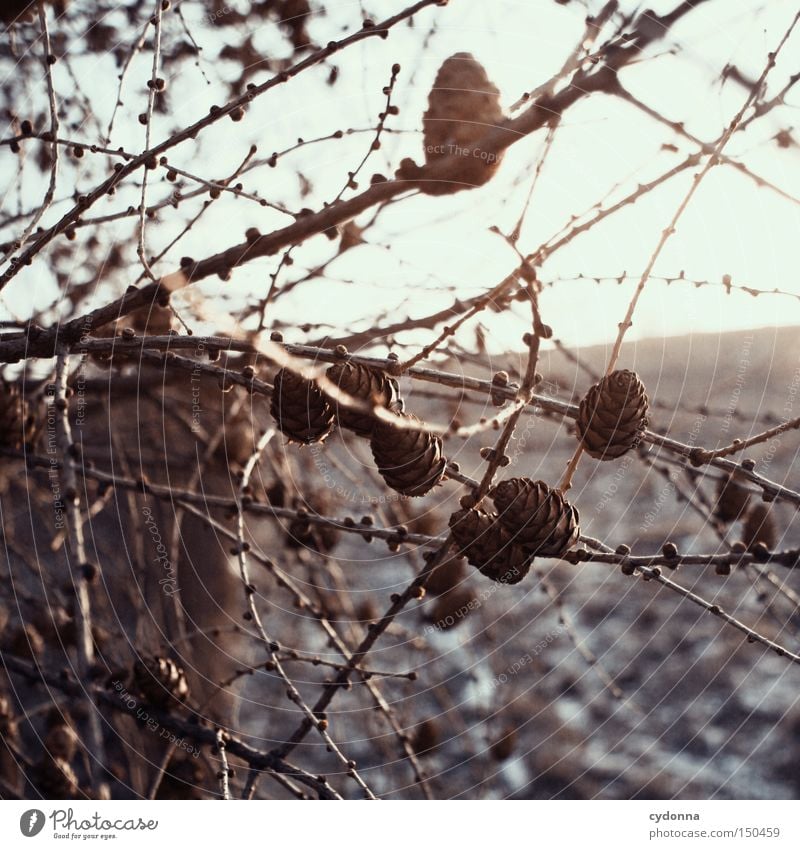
[0,380,37,450]
[448,509,532,584]
[474,525,533,585]
[577,369,649,460]
[714,472,750,522]
[420,52,504,195]
[742,503,777,551]
[133,656,189,707]
[489,477,580,556]
[326,362,397,437]
[370,414,446,497]
[270,368,334,444]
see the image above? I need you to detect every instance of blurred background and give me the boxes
[0,0,799,800]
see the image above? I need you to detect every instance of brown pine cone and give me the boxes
[474,525,532,584]
[449,506,491,547]
[133,656,190,707]
[416,52,505,195]
[326,361,398,437]
[0,380,38,450]
[576,369,649,460]
[742,503,777,552]
[448,509,531,584]
[370,414,446,497]
[714,472,750,522]
[270,368,334,444]
[489,477,580,556]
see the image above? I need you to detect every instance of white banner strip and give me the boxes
[2,800,798,848]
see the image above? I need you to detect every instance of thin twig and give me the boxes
[531,563,631,705]
[472,281,542,503]
[215,728,232,800]
[135,0,165,282]
[0,0,443,292]
[52,348,106,793]
[2,652,341,799]
[689,415,800,466]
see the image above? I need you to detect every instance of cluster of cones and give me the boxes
[449,478,580,584]
[442,368,653,585]
[270,360,446,498]
[21,656,190,798]
[438,369,649,585]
